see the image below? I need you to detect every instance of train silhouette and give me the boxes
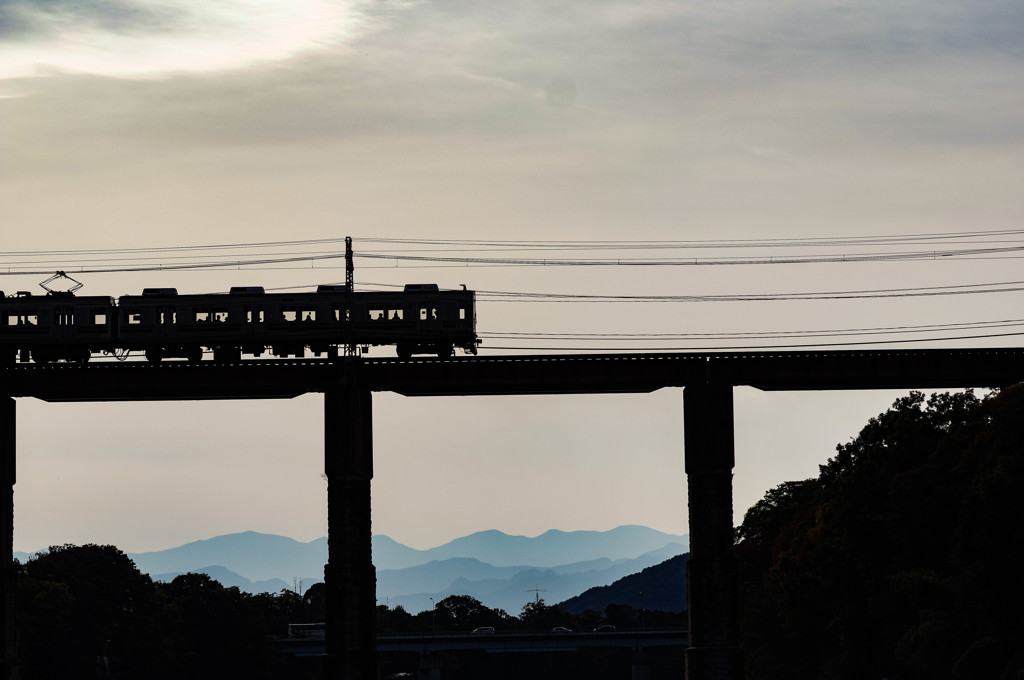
[0,284,478,363]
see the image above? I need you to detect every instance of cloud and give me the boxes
[0,0,377,79]
[3,0,1022,182]
[0,0,188,39]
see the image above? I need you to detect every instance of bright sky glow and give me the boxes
[0,0,373,80]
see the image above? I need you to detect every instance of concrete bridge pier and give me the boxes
[683,383,743,679]
[324,388,376,680]
[418,651,441,680]
[631,647,652,680]
[1,398,14,680]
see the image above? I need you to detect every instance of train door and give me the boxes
[418,302,440,333]
[157,306,177,344]
[241,302,266,354]
[53,305,75,345]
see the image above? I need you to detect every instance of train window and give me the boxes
[246,306,264,323]
[159,309,177,325]
[194,309,210,322]
[127,310,142,325]
[390,309,404,320]
[281,306,298,322]
[300,307,316,322]
[4,312,38,326]
[370,309,385,320]
[213,308,229,323]
[91,311,107,326]
[419,307,427,321]
[459,306,466,320]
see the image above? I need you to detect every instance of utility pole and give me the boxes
[526,586,547,603]
[344,237,355,356]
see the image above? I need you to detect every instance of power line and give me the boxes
[355,230,1024,249]
[481,318,1024,341]
[355,245,1024,267]
[471,280,1024,302]
[5,229,1024,275]
[7,229,1022,258]
[279,278,1024,304]
[478,329,1024,353]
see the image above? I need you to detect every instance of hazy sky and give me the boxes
[2,0,1023,553]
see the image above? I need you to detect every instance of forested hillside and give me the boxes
[735,387,1024,679]
[559,553,687,614]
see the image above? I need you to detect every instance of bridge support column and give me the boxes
[324,389,376,680]
[418,651,441,680]
[1,399,15,680]
[632,647,651,680]
[683,384,742,680]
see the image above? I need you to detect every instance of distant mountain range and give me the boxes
[374,525,688,569]
[379,542,688,614]
[16,526,689,614]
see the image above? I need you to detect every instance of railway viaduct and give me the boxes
[3,348,1024,679]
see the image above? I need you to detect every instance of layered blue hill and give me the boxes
[18,526,689,609]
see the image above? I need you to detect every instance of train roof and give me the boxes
[0,293,114,305]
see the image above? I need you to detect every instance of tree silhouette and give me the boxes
[519,598,577,631]
[735,388,1024,679]
[161,572,271,679]
[17,543,173,678]
[433,594,509,631]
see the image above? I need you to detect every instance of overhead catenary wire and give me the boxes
[5,229,1024,274]
[352,230,1024,248]
[355,245,1024,267]
[478,329,1024,353]
[481,318,1024,341]
[476,319,1024,351]
[346,279,1024,303]
[4,228,1024,258]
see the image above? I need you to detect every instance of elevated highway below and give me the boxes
[275,629,687,657]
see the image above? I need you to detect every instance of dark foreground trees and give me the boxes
[14,546,680,678]
[15,545,281,679]
[16,544,175,678]
[735,387,1024,679]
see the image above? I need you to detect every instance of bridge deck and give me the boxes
[2,349,1023,401]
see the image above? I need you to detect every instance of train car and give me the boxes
[116,287,276,362]
[1,283,478,363]
[0,290,115,363]
[340,284,478,359]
